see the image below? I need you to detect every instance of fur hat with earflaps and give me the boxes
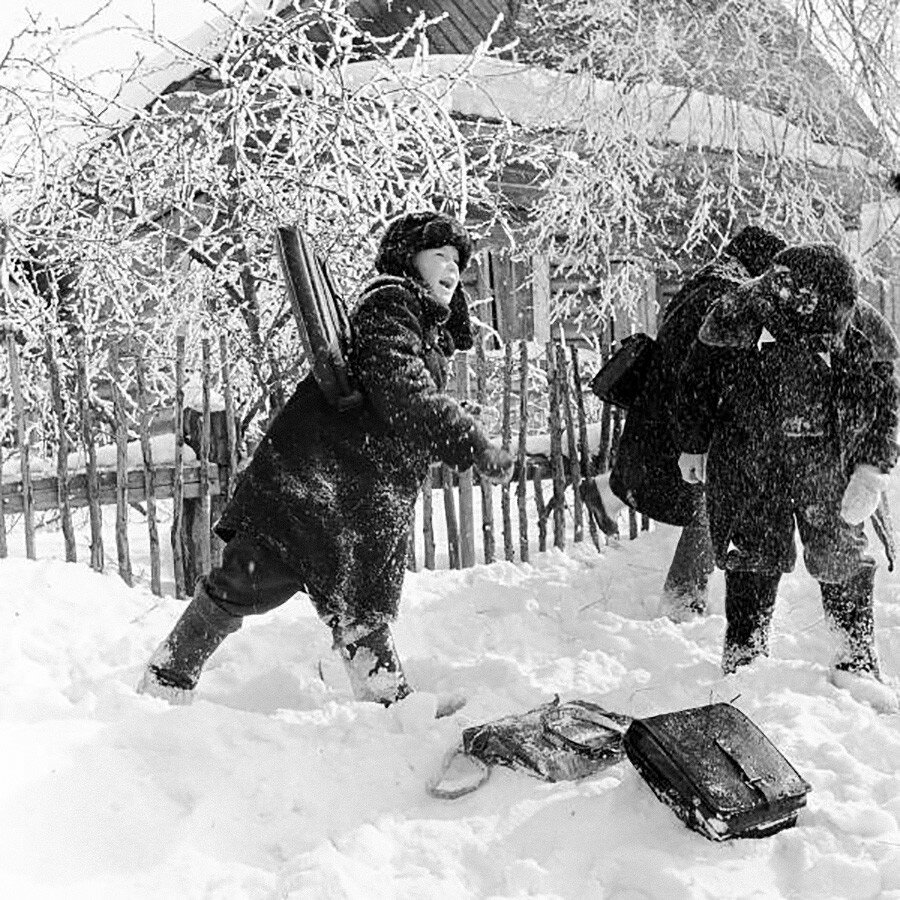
[374,211,473,279]
[700,243,859,349]
[374,211,475,351]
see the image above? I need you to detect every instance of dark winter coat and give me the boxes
[609,256,750,525]
[215,275,489,629]
[674,297,900,572]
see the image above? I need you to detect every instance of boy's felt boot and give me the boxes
[821,568,898,713]
[335,622,413,707]
[335,622,465,717]
[721,570,779,674]
[137,583,242,704]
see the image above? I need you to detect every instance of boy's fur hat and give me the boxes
[701,243,859,348]
[374,211,473,278]
[723,225,786,277]
[770,243,858,331]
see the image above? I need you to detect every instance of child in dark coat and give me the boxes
[138,211,513,711]
[582,225,787,622]
[675,243,900,712]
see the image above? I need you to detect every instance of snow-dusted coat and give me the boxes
[675,298,900,572]
[609,256,749,525]
[215,275,489,629]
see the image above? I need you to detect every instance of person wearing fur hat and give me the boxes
[137,210,514,713]
[674,243,900,712]
[582,225,787,621]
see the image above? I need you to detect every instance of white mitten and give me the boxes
[840,464,887,525]
[678,452,707,484]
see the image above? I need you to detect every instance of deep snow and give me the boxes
[2,474,900,899]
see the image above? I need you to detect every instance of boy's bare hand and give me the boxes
[475,446,514,484]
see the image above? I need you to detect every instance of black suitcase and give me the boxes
[624,703,811,841]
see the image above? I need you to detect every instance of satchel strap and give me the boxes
[714,738,780,804]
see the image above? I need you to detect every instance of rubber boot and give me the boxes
[721,571,779,674]
[136,583,242,704]
[335,622,413,707]
[821,568,898,713]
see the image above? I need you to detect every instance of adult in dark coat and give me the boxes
[138,212,513,710]
[583,225,786,620]
[675,244,900,712]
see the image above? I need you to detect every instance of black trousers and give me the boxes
[204,533,307,618]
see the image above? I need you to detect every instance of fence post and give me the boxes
[501,341,514,561]
[547,338,566,550]
[219,332,239,503]
[572,345,600,550]
[136,348,162,596]
[559,341,583,543]
[171,330,187,598]
[422,467,435,570]
[442,464,460,569]
[76,329,104,572]
[455,354,475,568]
[597,319,614,472]
[111,346,133,586]
[516,340,529,563]
[7,333,35,559]
[475,333,495,564]
[199,337,213,574]
[45,333,76,562]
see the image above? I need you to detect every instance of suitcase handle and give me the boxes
[714,738,780,805]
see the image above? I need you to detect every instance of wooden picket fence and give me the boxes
[0,330,235,599]
[0,327,647,596]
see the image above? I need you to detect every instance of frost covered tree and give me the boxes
[1,1,519,448]
[505,0,900,328]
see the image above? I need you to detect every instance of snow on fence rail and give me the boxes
[0,328,646,595]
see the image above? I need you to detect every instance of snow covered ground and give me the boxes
[2,473,900,899]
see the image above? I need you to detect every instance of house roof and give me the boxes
[113,0,884,165]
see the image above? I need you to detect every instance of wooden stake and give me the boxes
[111,347,133,586]
[136,349,161,595]
[501,340,514,561]
[8,334,35,558]
[76,330,104,571]
[219,332,238,502]
[45,333,76,562]
[475,333,494,564]
[171,330,187,599]
[442,464,460,569]
[598,320,613,473]
[559,342,583,543]
[406,514,417,572]
[516,340,530,563]
[422,467,435,570]
[572,346,600,550]
[547,339,566,550]
[533,465,547,553]
[456,353,475,568]
[199,337,213,574]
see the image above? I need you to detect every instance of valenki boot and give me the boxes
[137,583,242,704]
[335,622,413,707]
[721,571,779,674]
[821,568,898,713]
[335,622,465,718]
[661,516,716,623]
